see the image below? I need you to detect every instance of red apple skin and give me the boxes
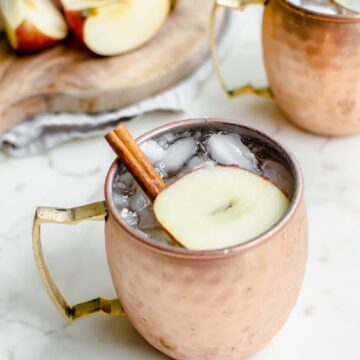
[15,20,61,51]
[53,0,63,9]
[63,10,85,41]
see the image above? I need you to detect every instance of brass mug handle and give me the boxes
[210,0,273,98]
[32,201,125,321]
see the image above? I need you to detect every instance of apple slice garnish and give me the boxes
[0,0,68,52]
[334,0,360,12]
[154,166,290,250]
[61,0,171,56]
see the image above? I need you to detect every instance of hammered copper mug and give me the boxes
[211,0,360,136]
[33,119,308,360]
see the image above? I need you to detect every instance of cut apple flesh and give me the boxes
[154,166,290,251]
[62,0,170,56]
[0,0,68,50]
[334,0,360,12]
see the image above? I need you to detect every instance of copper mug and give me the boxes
[211,0,360,136]
[33,119,308,360]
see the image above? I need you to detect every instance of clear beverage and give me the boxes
[112,128,294,246]
[287,0,355,15]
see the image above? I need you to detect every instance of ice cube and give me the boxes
[138,207,160,230]
[172,156,214,182]
[287,0,347,15]
[262,160,294,197]
[140,140,165,164]
[155,162,167,179]
[160,137,197,173]
[147,229,177,246]
[186,156,215,171]
[113,192,130,208]
[119,208,138,227]
[114,172,134,191]
[113,178,133,198]
[302,3,337,14]
[136,229,151,239]
[207,133,258,172]
[158,132,178,147]
[287,0,301,5]
[113,182,132,196]
[130,189,150,212]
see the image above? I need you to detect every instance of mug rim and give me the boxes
[277,0,360,23]
[104,118,304,259]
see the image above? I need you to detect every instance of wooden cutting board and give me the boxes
[0,0,223,135]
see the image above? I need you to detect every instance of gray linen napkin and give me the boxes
[0,12,237,156]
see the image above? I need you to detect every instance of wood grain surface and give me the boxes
[0,0,222,134]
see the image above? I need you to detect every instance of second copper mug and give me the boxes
[33,119,308,360]
[211,0,360,136]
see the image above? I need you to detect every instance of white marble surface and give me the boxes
[1,7,360,360]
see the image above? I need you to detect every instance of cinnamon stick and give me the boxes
[105,125,166,201]
[114,125,165,192]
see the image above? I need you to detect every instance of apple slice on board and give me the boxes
[0,0,68,51]
[334,0,360,12]
[61,0,171,56]
[154,166,290,251]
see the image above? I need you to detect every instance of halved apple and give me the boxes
[0,0,68,52]
[60,0,171,56]
[154,166,290,250]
